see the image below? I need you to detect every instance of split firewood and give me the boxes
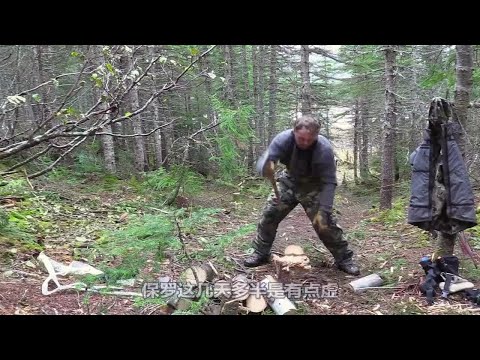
[260,275,296,315]
[271,245,311,272]
[284,245,305,256]
[217,273,251,315]
[229,274,250,301]
[182,263,216,286]
[167,294,193,311]
[221,301,242,315]
[245,293,268,313]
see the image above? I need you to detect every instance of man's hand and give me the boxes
[264,161,280,202]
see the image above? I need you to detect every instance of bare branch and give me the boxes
[96,118,176,137]
[30,54,93,138]
[0,52,12,63]
[27,136,88,179]
[188,118,225,140]
[0,128,31,145]
[0,144,53,175]
[309,46,350,65]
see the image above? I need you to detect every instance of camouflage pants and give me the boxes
[252,171,353,263]
[432,164,457,257]
[435,232,456,257]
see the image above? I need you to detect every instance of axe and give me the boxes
[256,150,280,201]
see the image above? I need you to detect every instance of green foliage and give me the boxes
[209,96,254,181]
[0,212,41,251]
[47,166,82,184]
[101,174,121,191]
[420,49,456,91]
[370,196,408,224]
[191,223,256,261]
[347,221,367,241]
[472,67,480,99]
[73,151,104,174]
[92,207,220,282]
[459,260,480,282]
[96,213,179,267]
[242,182,272,198]
[178,207,220,234]
[335,45,384,100]
[213,179,237,189]
[103,267,140,283]
[349,179,380,199]
[127,174,143,192]
[0,193,50,252]
[0,179,29,197]
[142,166,205,198]
[115,149,136,176]
[133,295,167,309]
[39,190,63,201]
[172,294,210,315]
[465,210,480,249]
[0,209,8,229]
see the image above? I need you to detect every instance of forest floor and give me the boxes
[1,175,480,315]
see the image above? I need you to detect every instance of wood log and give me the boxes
[182,263,216,286]
[245,293,268,313]
[260,275,297,315]
[348,273,383,293]
[221,300,242,315]
[272,253,311,272]
[167,294,192,311]
[230,274,250,301]
[284,245,304,255]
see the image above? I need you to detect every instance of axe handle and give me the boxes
[264,160,280,201]
[270,178,280,200]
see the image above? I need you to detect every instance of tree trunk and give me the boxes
[252,46,266,155]
[124,51,146,172]
[223,45,236,107]
[454,45,473,159]
[409,45,422,155]
[149,46,164,170]
[242,45,255,171]
[380,45,398,210]
[359,97,370,180]
[257,46,266,153]
[34,45,52,126]
[252,45,261,158]
[267,45,278,144]
[353,100,359,185]
[300,45,313,116]
[162,96,173,170]
[324,110,330,138]
[152,99,163,169]
[93,46,116,174]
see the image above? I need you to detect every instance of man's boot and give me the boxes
[243,252,270,268]
[336,258,360,276]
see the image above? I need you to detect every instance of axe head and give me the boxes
[256,150,274,178]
